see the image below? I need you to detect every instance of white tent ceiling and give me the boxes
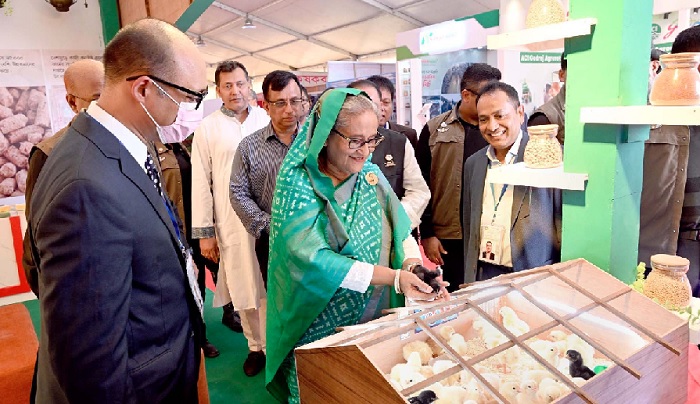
[186,0,501,84]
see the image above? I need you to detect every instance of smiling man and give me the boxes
[462,81,562,283]
[191,61,270,375]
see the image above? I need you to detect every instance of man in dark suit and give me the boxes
[463,81,561,283]
[367,75,419,148]
[28,19,207,403]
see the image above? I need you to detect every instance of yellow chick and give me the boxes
[528,339,560,368]
[522,370,554,386]
[432,359,460,386]
[537,378,569,403]
[448,332,469,356]
[390,351,422,383]
[516,379,539,404]
[440,325,456,340]
[498,381,520,403]
[437,385,468,404]
[495,346,521,374]
[548,330,569,357]
[462,380,482,402]
[403,340,434,365]
[499,306,530,336]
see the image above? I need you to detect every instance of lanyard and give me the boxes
[488,153,516,225]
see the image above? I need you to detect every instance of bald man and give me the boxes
[28,19,207,403]
[22,58,104,297]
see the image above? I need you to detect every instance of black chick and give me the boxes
[408,390,437,404]
[411,265,442,293]
[566,349,596,380]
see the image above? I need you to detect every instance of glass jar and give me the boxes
[525,0,566,29]
[644,254,692,310]
[524,124,562,168]
[649,53,700,106]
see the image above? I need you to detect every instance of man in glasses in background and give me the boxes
[230,71,303,364]
[29,19,207,402]
[191,60,270,376]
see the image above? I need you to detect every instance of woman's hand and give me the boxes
[399,271,437,301]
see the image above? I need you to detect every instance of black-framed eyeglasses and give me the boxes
[126,74,208,109]
[331,128,383,149]
[267,98,304,109]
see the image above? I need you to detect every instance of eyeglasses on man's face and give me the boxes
[126,74,208,109]
[267,98,304,109]
[331,128,384,149]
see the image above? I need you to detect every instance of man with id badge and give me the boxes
[462,81,562,283]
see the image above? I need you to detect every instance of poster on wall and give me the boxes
[651,11,700,52]
[294,71,328,96]
[0,49,102,200]
[0,50,49,198]
[421,48,489,118]
[501,51,562,117]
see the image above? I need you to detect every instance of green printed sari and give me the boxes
[265,88,412,402]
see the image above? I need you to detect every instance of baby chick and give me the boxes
[448,332,469,356]
[536,379,569,403]
[566,350,596,380]
[565,334,595,368]
[516,379,539,404]
[528,339,560,368]
[390,351,422,384]
[403,340,434,365]
[499,306,530,336]
[498,381,520,403]
[408,390,438,404]
[432,360,460,386]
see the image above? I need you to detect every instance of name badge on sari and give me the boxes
[365,172,378,186]
[185,249,204,316]
[479,224,505,265]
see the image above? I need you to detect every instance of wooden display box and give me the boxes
[295,259,688,403]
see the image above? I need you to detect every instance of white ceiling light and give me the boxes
[242,16,256,29]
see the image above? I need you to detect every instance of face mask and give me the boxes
[140,101,168,144]
[160,104,203,143]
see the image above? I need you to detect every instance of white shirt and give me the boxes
[401,141,431,229]
[480,131,523,268]
[86,103,147,172]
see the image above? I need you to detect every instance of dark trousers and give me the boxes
[439,238,465,292]
[256,231,269,288]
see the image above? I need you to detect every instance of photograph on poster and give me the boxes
[0,86,50,197]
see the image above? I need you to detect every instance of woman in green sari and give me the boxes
[265,88,447,403]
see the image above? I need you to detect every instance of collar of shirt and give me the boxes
[87,103,148,173]
[220,103,253,119]
[264,122,298,143]
[486,130,523,166]
[384,122,390,130]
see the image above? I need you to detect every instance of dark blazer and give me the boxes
[372,127,407,199]
[29,112,202,404]
[462,130,562,284]
[388,121,418,149]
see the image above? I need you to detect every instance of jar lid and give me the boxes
[650,254,690,267]
[528,124,559,136]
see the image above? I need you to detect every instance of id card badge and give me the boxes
[185,249,204,316]
[480,224,505,265]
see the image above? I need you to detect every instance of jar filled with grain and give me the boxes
[524,124,562,168]
[644,254,692,310]
[525,0,566,28]
[650,53,700,106]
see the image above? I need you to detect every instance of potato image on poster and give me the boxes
[0,86,50,197]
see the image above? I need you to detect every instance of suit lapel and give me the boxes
[120,151,182,250]
[511,130,530,229]
[473,154,488,215]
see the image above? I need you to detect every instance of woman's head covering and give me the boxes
[264,88,412,400]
